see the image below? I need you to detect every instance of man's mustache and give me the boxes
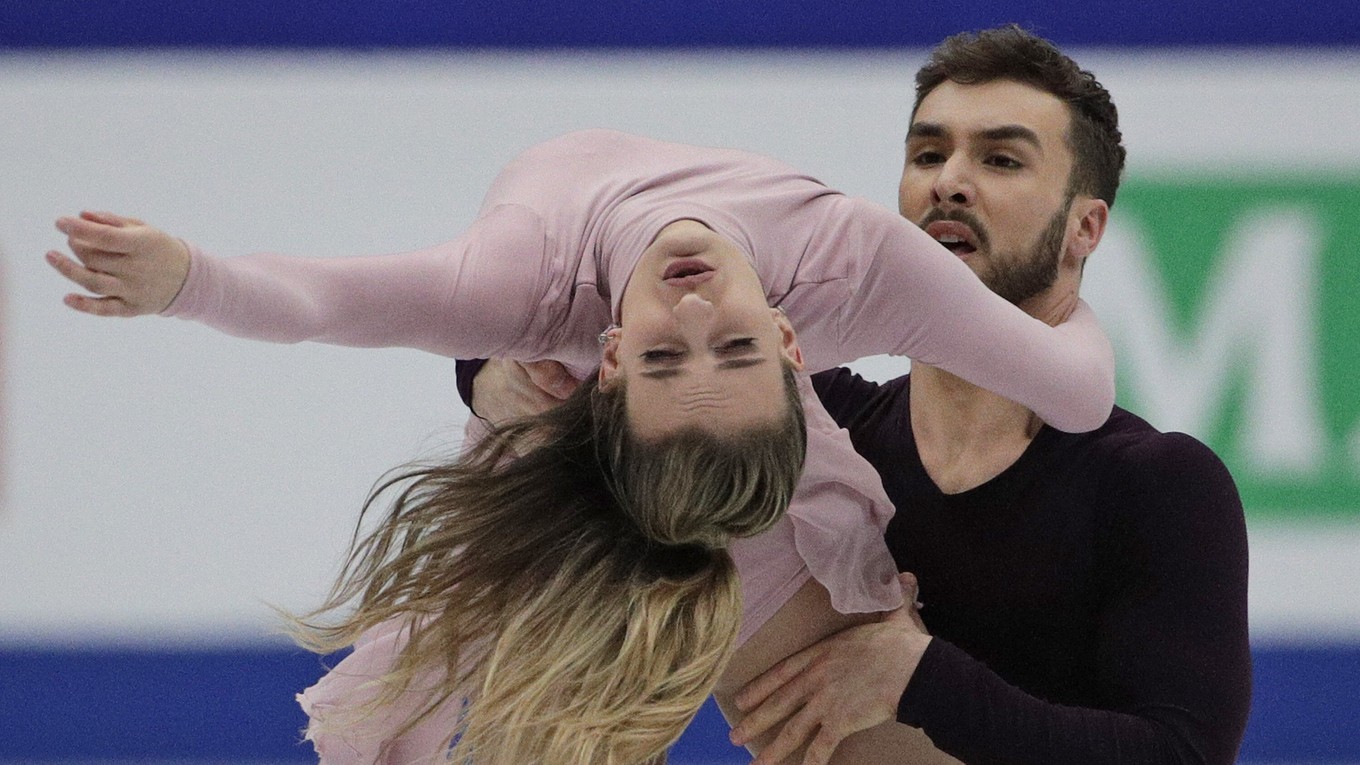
[918,208,991,250]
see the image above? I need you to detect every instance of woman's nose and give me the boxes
[673,292,716,326]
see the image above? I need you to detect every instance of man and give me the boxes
[725,26,1251,765]
[458,25,1251,764]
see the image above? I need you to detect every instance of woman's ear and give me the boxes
[771,308,804,370]
[598,328,622,387]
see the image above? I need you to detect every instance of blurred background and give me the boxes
[2,1,1357,762]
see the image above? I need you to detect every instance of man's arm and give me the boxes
[809,368,886,428]
[733,433,1251,765]
[718,575,959,765]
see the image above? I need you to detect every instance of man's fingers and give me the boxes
[522,359,578,399]
[518,385,565,415]
[751,706,820,765]
[894,572,922,612]
[732,667,820,746]
[801,726,846,765]
[881,573,928,634]
[736,643,820,712]
[898,572,918,600]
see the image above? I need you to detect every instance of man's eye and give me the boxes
[986,155,1022,169]
[911,151,944,166]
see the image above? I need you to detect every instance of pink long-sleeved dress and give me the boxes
[164,129,1114,762]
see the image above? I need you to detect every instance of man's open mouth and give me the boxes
[924,220,980,257]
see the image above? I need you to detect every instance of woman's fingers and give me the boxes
[46,250,122,297]
[62,292,136,318]
[47,250,140,317]
[47,249,129,316]
[79,209,144,227]
[49,212,191,316]
[68,246,126,272]
[55,215,141,254]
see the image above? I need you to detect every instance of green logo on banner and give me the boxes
[1087,176,1360,518]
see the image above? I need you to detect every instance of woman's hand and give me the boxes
[47,210,191,317]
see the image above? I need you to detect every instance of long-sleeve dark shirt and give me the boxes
[811,368,1251,765]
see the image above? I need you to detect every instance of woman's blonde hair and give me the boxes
[288,365,807,764]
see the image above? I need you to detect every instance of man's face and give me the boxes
[899,78,1080,308]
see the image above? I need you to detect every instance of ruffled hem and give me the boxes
[297,619,459,765]
[729,373,902,644]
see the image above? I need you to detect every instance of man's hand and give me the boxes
[47,210,191,317]
[471,358,581,425]
[730,573,932,765]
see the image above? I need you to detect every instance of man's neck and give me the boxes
[909,363,1045,495]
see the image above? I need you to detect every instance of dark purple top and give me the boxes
[810,368,1251,765]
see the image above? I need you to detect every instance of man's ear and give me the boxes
[1067,197,1110,269]
[598,329,622,387]
[771,308,804,370]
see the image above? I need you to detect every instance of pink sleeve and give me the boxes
[161,204,549,360]
[835,198,1115,433]
[296,619,463,764]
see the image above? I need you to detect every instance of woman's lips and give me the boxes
[663,257,716,287]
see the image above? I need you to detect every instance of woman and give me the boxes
[48,129,1113,764]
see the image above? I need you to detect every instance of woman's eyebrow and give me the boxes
[717,357,767,371]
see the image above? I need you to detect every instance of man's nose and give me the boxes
[932,157,975,207]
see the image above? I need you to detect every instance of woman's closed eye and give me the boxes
[715,337,757,355]
[641,348,685,362]
[642,338,756,362]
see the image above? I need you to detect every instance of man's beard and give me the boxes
[982,203,1069,306]
[918,200,1071,306]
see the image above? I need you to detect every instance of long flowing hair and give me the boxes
[288,365,807,764]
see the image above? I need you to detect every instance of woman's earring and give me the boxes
[598,324,620,346]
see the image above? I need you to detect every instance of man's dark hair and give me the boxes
[913,24,1126,207]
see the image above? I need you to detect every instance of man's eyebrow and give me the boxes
[906,122,947,141]
[907,122,1043,151]
[978,124,1043,150]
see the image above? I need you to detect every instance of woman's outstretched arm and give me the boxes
[47,205,549,360]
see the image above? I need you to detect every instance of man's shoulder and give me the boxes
[810,368,910,430]
[1084,406,1227,472]
[1073,407,1241,519]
